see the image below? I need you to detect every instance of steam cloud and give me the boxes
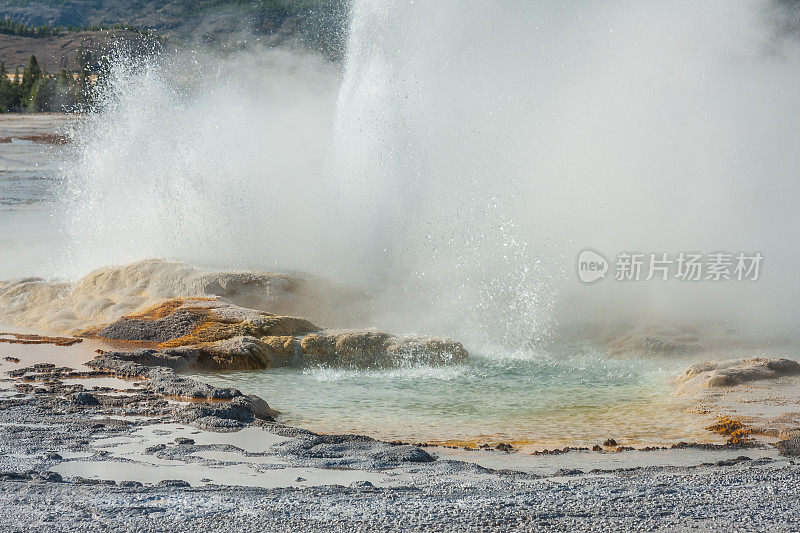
[56,0,800,349]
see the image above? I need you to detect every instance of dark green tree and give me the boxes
[0,62,21,112]
[21,55,43,106]
[27,77,57,112]
[75,70,90,108]
[0,62,11,112]
[57,69,72,85]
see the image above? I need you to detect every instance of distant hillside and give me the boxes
[0,1,347,57]
[0,28,154,70]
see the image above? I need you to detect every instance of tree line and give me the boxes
[0,54,95,112]
[0,16,150,38]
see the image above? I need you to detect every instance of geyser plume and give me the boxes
[60,48,341,276]
[57,1,800,349]
[333,0,800,338]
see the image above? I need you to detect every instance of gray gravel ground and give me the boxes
[2,462,800,532]
[3,360,800,532]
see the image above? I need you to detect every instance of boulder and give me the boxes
[299,330,467,367]
[79,298,318,370]
[777,435,800,456]
[81,298,468,370]
[70,392,99,405]
[372,445,435,463]
[677,357,800,388]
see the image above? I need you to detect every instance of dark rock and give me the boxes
[191,416,244,430]
[45,452,62,460]
[713,456,752,466]
[554,469,584,477]
[70,392,99,405]
[592,445,603,451]
[349,480,374,488]
[73,477,115,485]
[105,348,197,373]
[33,471,63,482]
[183,395,276,426]
[372,445,434,463]
[495,443,514,452]
[603,438,617,447]
[96,309,202,344]
[174,437,195,445]
[241,394,279,420]
[144,444,167,454]
[753,457,776,465]
[777,436,800,456]
[92,418,132,430]
[119,480,144,487]
[158,479,191,487]
[0,472,32,481]
[87,350,243,399]
[147,372,240,400]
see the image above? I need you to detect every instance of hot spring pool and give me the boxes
[190,343,725,452]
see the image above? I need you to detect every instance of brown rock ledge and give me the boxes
[79,298,468,371]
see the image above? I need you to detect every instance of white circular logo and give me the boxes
[577,249,608,284]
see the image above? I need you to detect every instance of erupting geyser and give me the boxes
[51,1,800,350]
[1,0,800,453]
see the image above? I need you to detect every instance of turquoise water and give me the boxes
[192,343,720,451]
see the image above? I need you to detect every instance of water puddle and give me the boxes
[434,446,784,476]
[53,459,393,488]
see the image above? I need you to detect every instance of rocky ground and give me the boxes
[3,445,800,531]
[2,337,800,531]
